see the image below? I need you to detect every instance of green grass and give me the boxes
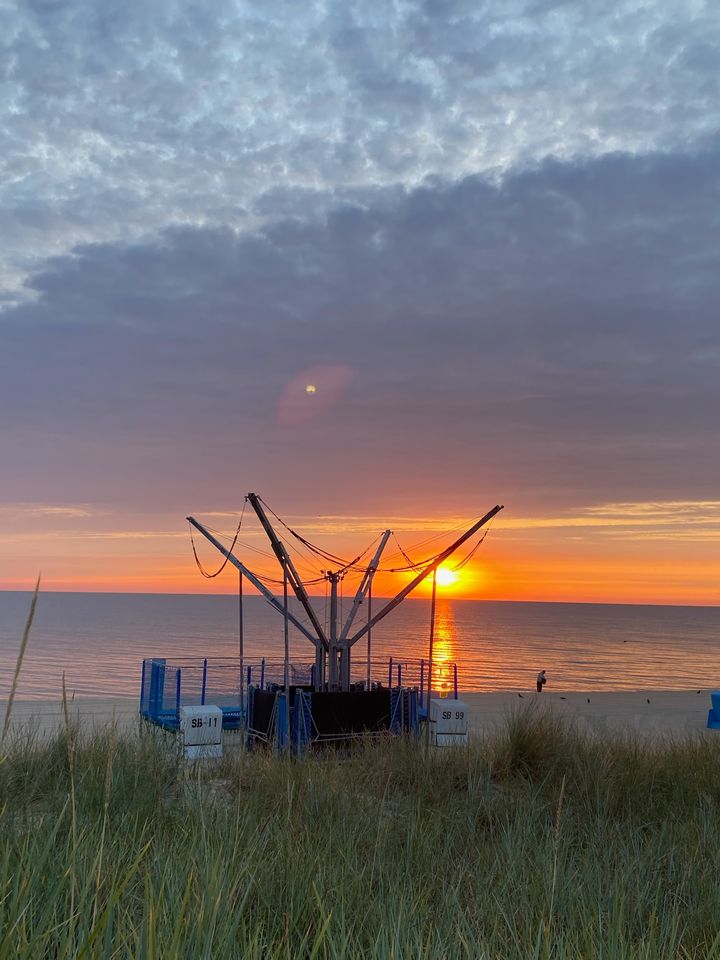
[3,704,720,959]
[3,590,720,958]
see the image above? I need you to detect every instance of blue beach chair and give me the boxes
[706,692,720,729]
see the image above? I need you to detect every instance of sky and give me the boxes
[1,0,719,603]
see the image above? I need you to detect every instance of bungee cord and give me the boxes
[451,514,498,571]
[186,496,502,707]
[378,515,473,567]
[258,497,385,576]
[190,499,498,590]
[189,501,246,578]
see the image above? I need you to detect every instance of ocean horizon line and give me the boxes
[0,588,718,610]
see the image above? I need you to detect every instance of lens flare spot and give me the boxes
[277,365,354,426]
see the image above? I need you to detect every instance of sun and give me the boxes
[435,566,459,587]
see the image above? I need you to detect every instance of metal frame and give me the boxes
[188,495,504,693]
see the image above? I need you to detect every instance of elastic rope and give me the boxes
[189,503,246,578]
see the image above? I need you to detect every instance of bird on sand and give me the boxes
[587,698,590,703]
[560,696,567,700]
[518,693,524,698]
[647,698,651,703]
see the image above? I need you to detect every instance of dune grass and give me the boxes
[3,591,720,957]
[2,702,720,959]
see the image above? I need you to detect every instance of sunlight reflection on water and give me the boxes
[432,603,456,697]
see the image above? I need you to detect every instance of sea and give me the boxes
[1,591,719,701]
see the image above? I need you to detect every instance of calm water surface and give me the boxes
[1,591,719,699]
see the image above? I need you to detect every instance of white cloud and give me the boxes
[1,0,719,299]
[501,501,720,541]
[0,503,94,519]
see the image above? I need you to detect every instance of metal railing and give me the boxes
[140,654,459,729]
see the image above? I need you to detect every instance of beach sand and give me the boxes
[1,689,715,740]
[460,690,713,738]
[1,697,139,739]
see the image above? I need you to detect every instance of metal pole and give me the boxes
[140,659,147,715]
[187,517,317,643]
[246,494,329,650]
[314,632,324,692]
[283,563,289,693]
[366,581,372,689]
[425,570,437,749]
[238,570,244,722]
[340,530,391,642]
[348,504,503,647]
[176,669,182,722]
[329,573,338,689]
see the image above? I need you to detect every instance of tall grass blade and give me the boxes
[1,574,40,748]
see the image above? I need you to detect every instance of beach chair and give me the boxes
[706,692,720,729]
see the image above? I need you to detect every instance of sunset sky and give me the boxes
[1,0,719,604]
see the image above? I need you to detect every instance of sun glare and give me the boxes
[435,566,458,587]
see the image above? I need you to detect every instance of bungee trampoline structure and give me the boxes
[139,493,501,753]
[140,654,459,751]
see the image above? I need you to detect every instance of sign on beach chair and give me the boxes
[429,698,468,746]
[180,705,223,759]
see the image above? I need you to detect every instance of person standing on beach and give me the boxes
[536,670,547,693]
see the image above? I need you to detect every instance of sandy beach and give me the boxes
[461,690,714,738]
[2,689,716,740]
[1,697,139,739]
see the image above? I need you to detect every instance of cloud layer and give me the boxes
[2,0,719,297]
[2,142,719,519]
[2,0,719,597]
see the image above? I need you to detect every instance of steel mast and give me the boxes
[246,493,329,688]
[189,500,503,695]
[348,504,504,647]
[186,516,319,644]
[334,530,392,690]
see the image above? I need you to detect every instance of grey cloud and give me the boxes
[0,144,718,516]
[2,0,719,300]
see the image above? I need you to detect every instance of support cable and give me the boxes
[258,497,381,573]
[381,516,497,574]
[379,517,472,567]
[450,515,498,571]
[259,497,383,575]
[259,497,352,566]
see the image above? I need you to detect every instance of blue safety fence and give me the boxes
[707,691,720,729]
[139,658,182,730]
[292,689,314,756]
[390,687,420,736]
[139,655,459,732]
